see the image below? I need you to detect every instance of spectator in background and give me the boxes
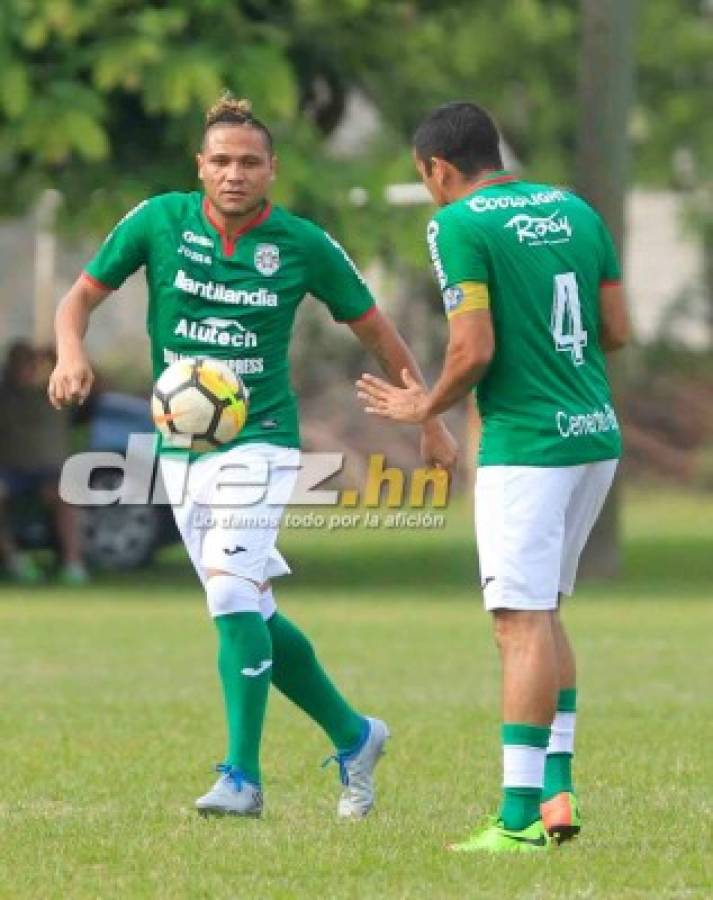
[0,340,88,584]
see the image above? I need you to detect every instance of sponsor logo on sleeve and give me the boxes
[254,243,280,276]
[426,220,447,289]
[443,286,464,313]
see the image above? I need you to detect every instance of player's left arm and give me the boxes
[357,308,494,424]
[349,310,458,468]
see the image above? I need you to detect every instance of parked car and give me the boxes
[11,392,179,571]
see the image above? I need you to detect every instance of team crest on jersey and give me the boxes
[443,286,464,312]
[254,243,280,276]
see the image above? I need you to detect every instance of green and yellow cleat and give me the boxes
[541,791,581,844]
[448,818,551,854]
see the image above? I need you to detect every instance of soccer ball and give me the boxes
[151,358,248,453]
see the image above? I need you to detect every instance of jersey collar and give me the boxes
[202,197,272,256]
[469,170,519,192]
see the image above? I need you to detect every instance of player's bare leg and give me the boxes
[0,493,43,582]
[42,482,88,584]
[497,610,559,726]
[497,610,558,828]
[450,609,555,852]
[542,603,581,842]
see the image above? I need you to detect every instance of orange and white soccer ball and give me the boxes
[151,358,248,453]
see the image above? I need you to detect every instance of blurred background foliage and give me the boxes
[0,0,710,261]
[0,0,711,510]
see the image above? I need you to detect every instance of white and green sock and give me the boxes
[543,688,577,800]
[499,723,550,831]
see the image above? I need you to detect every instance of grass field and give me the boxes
[1,489,712,899]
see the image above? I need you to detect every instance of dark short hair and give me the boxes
[413,102,503,176]
[203,94,273,154]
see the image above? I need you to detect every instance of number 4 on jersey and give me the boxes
[551,272,588,366]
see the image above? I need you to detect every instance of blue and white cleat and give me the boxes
[195,765,263,817]
[327,717,390,819]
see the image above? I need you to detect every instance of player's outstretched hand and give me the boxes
[357,368,431,424]
[48,351,94,409]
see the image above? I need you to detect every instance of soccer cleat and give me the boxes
[540,791,581,843]
[195,765,263,817]
[326,717,390,819]
[448,818,551,853]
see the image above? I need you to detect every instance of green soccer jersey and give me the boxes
[84,192,376,450]
[427,172,623,467]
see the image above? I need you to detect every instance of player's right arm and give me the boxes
[49,276,111,408]
[48,198,153,408]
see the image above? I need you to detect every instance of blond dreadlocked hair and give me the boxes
[203,92,273,151]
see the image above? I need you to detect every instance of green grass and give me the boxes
[0,489,712,898]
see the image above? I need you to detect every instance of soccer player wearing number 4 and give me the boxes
[358,102,631,852]
[49,95,457,819]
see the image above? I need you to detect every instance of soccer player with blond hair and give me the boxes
[49,94,457,819]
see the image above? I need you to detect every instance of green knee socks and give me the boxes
[267,612,365,751]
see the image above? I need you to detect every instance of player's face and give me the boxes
[197,126,275,218]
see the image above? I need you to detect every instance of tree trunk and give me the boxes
[575,0,636,578]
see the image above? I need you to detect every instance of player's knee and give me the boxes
[205,572,261,616]
[492,608,548,650]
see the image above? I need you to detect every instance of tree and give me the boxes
[574,0,636,577]
[0,0,399,247]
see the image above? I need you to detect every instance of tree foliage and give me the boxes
[0,0,710,252]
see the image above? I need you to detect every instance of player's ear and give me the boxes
[270,154,278,180]
[431,156,448,185]
[196,152,204,180]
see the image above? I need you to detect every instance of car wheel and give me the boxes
[80,469,160,570]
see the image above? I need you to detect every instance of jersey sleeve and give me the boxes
[84,199,153,290]
[427,208,490,318]
[305,225,377,323]
[596,215,622,284]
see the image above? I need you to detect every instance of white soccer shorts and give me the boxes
[159,443,300,618]
[475,460,618,611]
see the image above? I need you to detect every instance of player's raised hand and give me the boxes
[357,368,431,424]
[48,351,94,409]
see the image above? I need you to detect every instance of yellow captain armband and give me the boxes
[442,281,490,318]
